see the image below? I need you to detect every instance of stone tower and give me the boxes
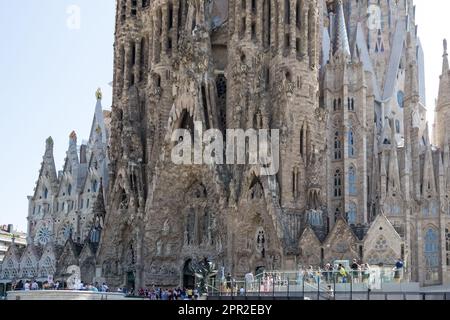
[98,0,324,289]
[92,0,450,290]
[434,40,450,149]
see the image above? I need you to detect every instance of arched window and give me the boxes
[335,208,341,222]
[349,166,357,195]
[395,120,401,134]
[333,99,337,111]
[296,0,301,28]
[67,184,72,196]
[424,228,440,277]
[44,187,48,199]
[334,170,342,198]
[92,180,98,193]
[347,203,357,225]
[348,130,355,157]
[334,132,342,160]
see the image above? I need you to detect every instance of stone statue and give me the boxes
[162,219,170,236]
[156,240,162,256]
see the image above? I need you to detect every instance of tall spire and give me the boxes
[333,0,351,60]
[443,39,449,74]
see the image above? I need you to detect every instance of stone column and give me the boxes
[162,4,169,58]
[256,0,263,46]
[173,1,179,56]
[290,0,296,57]
[270,0,276,52]
[123,43,131,90]
[135,38,141,84]
[278,0,284,53]
[246,0,252,40]
[300,4,308,59]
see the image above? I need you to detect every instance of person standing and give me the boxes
[31,280,39,291]
[351,259,360,283]
[394,259,404,282]
[326,285,335,300]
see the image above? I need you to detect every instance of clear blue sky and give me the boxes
[0,1,449,232]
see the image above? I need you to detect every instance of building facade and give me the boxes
[96,0,450,289]
[0,91,110,288]
[0,225,26,264]
[2,0,450,290]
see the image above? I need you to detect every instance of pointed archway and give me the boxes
[183,259,195,289]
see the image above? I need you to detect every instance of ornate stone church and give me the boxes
[2,0,450,290]
[0,91,111,288]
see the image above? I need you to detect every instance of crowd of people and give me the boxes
[221,258,406,295]
[131,287,201,300]
[11,280,110,293]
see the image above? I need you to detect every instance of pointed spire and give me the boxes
[69,131,77,144]
[333,0,351,60]
[443,39,449,74]
[45,136,54,156]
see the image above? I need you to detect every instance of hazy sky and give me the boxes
[0,0,449,232]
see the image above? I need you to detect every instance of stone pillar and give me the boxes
[173,1,179,56]
[246,0,252,41]
[278,0,284,54]
[270,0,276,52]
[162,4,169,58]
[123,43,131,90]
[300,4,308,59]
[290,0,296,57]
[135,38,141,84]
[256,0,263,46]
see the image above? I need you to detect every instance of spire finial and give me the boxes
[443,39,449,73]
[69,131,77,142]
[95,88,102,100]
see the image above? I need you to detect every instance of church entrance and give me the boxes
[126,271,135,293]
[255,266,266,280]
[183,260,195,289]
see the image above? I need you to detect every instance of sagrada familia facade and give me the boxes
[2,0,450,290]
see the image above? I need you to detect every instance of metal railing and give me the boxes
[207,268,418,300]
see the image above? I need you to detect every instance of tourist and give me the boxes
[338,264,348,283]
[193,288,199,300]
[24,280,31,291]
[326,285,335,300]
[351,259,360,283]
[240,286,245,296]
[31,280,39,290]
[394,258,404,282]
[117,287,123,293]
[102,282,109,292]
[362,263,371,283]
[226,273,232,292]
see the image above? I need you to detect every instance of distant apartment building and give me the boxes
[0,225,26,263]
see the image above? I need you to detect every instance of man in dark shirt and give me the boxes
[351,259,360,283]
